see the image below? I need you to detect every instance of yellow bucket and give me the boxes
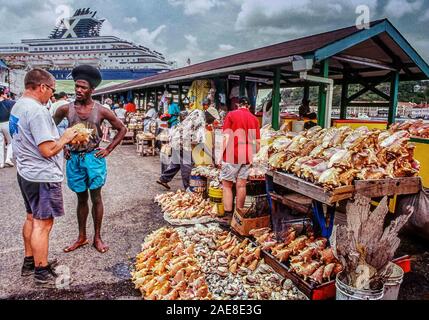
[209,187,224,217]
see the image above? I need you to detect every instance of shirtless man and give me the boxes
[54,65,127,254]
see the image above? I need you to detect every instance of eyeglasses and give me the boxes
[42,83,56,94]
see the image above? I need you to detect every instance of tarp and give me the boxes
[397,188,429,240]
[0,60,8,69]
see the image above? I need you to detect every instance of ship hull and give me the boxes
[49,68,170,81]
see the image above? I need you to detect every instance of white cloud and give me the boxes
[101,20,167,53]
[168,0,224,15]
[124,17,138,24]
[184,34,198,47]
[219,44,234,51]
[419,9,429,21]
[235,0,378,34]
[170,34,206,67]
[384,0,424,18]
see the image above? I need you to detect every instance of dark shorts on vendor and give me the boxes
[220,162,251,183]
[17,174,65,220]
[67,150,107,193]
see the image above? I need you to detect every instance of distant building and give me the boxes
[0,59,8,88]
[410,103,429,119]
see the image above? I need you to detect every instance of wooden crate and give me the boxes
[231,209,271,237]
[269,171,355,206]
[354,177,421,197]
[261,249,336,300]
[268,171,421,205]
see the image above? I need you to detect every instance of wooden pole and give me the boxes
[272,67,281,130]
[340,79,349,120]
[388,71,399,127]
[317,60,329,128]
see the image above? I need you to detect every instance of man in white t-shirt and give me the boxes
[10,68,77,288]
[114,103,127,123]
[143,102,158,132]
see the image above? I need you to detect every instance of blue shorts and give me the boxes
[66,151,107,193]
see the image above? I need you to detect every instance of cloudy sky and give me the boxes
[0,0,428,67]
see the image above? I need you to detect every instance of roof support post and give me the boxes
[239,74,246,97]
[179,84,183,107]
[318,60,329,128]
[155,89,159,112]
[144,90,148,110]
[340,80,349,120]
[272,67,281,130]
[388,71,400,126]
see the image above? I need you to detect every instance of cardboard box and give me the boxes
[231,209,271,236]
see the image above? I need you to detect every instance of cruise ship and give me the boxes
[0,8,173,80]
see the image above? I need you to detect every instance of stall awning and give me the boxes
[94,19,429,96]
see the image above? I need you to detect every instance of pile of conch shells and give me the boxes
[132,225,307,300]
[154,190,216,220]
[132,227,212,300]
[250,227,343,285]
[177,224,307,300]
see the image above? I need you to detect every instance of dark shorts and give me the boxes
[17,174,65,220]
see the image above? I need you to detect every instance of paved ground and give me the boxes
[0,145,427,300]
[0,145,176,300]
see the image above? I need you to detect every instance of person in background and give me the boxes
[10,68,78,287]
[102,98,113,142]
[192,107,220,167]
[0,87,15,168]
[156,110,192,190]
[202,98,221,128]
[304,112,318,130]
[221,97,261,216]
[143,101,158,133]
[46,95,56,111]
[124,100,137,113]
[103,98,113,110]
[50,92,69,136]
[114,103,127,123]
[165,95,180,128]
[298,98,317,120]
[219,103,228,124]
[262,99,273,127]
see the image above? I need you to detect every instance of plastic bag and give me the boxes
[396,188,429,240]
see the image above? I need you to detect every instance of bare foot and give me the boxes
[63,239,90,253]
[93,238,109,254]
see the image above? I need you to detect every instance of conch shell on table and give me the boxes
[70,123,94,145]
[304,126,323,139]
[309,265,325,284]
[323,263,336,281]
[318,168,342,189]
[327,149,351,169]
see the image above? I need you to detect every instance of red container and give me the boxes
[393,255,412,274]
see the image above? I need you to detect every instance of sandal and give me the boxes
[156,180,171,190]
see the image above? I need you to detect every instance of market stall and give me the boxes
[93,18,429,301]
